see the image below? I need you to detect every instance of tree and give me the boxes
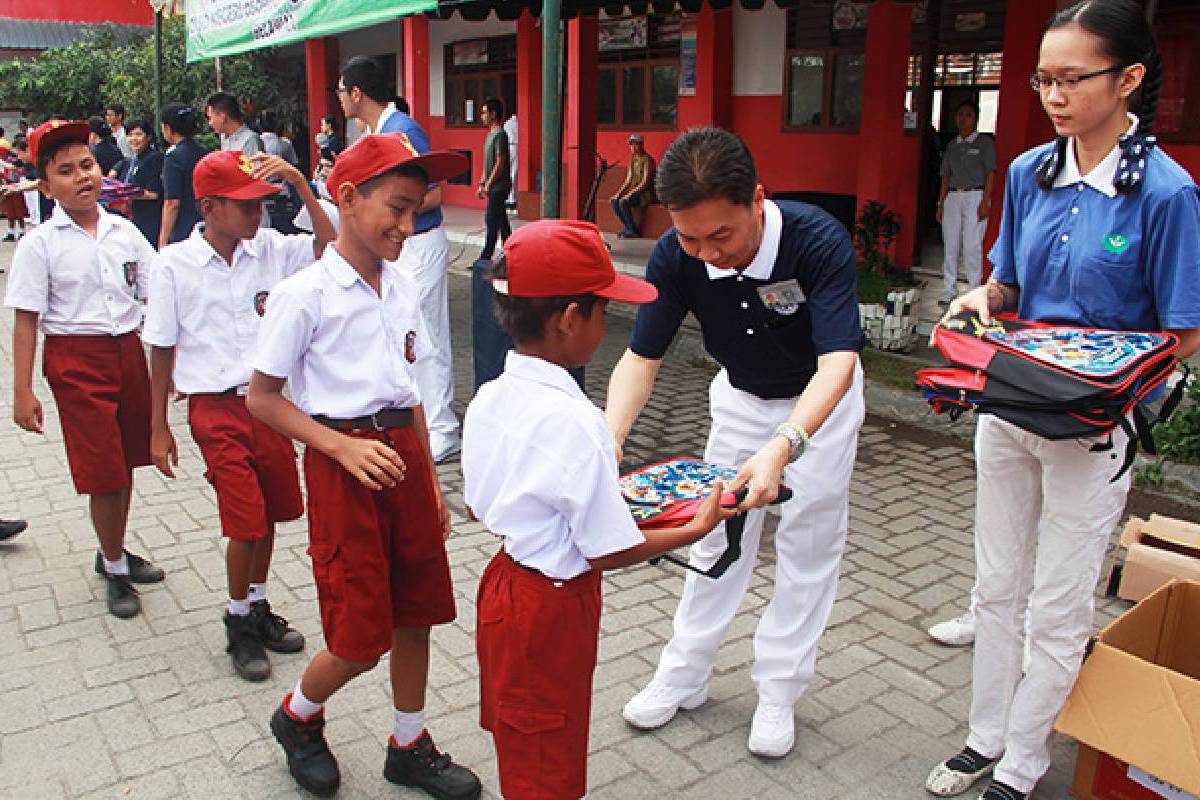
[0,17,307,142]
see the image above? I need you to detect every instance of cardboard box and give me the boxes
[1114,516,1200,603]
[1056,580,1200,799]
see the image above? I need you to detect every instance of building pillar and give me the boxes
[304,36,341,170]
[516,10,543,218]
[985,0,1057,256]
[855,0,914,267]
[403,15,432,128]
[563,15,599,219]
[677,6,733,129]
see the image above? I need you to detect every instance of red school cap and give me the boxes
[192,150,279,200]
[494,219,658,304]
[325,132,467,199]
[28,119,90,164]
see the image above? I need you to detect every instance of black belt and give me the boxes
[950,186,984,191]
[313,407,413,432]
[412,225,439,236]
[192,387,240,397]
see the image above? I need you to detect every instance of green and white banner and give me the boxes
[186,0,436,62]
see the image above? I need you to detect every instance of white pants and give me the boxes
[395,227,460,451]
[967,415,1130,792]
[23,191,40,225]
[941,189,986,301]
[653,365,865,706]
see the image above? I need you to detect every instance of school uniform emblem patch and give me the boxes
[405,331,417,363]
[253,290,269,317]
[1103,234,1131,254]
[756,279,805,315]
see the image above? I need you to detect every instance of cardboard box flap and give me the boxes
[1142,514,1200,557]
[1121,516,1148,548]
[1056,644,1200,794]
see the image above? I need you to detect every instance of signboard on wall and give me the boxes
[599,17,648,51]
[678,18,697,96]
[452,39,488,67]
[185,0,435,62]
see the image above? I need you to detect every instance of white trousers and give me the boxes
[653,365,865,706]
[395,227,460,449]
[967,415,1130,792]
[941,190,986,301]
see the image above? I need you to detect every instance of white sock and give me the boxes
[102,553,129,576]
[227,597,251,616]
[288,680,322,721]
[392,709,425,747]
[247,582,267,604]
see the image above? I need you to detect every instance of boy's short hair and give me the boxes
[340,55,390,104]
[106,102,126,118]
[956,99,980,115]
[655,126,757,210]
[36,138,89,180]
[206,91,244,121]
[126,118,154,139]
[162,103,198,138]
[489,252,599,343]
[87,116,111,139]
[482,96,505,119]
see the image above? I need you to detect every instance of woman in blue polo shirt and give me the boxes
[927,3,1200,799]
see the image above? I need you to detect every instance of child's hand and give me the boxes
[333,435,407,490]
[151,427,178,479]
[248,153,301,187]
[13,390,42,434]
[686,481,738,539]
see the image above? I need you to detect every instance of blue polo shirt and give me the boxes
[990,142,1200,332]
[630,199,865,399]
[379,108,443,232]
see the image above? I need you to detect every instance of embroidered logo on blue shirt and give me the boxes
[1103,234,1131,254]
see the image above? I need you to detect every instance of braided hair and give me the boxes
[1034,0,1163,193]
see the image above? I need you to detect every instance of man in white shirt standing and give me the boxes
[503,112,518,209]
[106,103,133,160]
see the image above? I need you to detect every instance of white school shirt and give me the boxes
[462,352,645,580]
[252,245,430,417]
[142,226,316,394]
[4,205,155,335]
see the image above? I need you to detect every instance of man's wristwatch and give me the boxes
[773,422,810,463]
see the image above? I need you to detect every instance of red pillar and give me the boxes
[984,0,1057,259]
[516,11,543,219]
[403,16,432,129]
[677,7,733,129]
[563,16,599,220]
[855,0,914,267]
[304,36,340,169]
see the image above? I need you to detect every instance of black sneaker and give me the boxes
[103,572,140,618]
[251,599,305,653]
[384,730,481,800]
[979,780,1027,800]
[0,519,27,541]
[224,612,270,682]
[270,702,340,797]
[94,550,165,584]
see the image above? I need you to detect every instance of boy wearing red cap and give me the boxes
[4,120,164,618]
[246,133,480,800]
[143,150,335,681]
[461,219,735,800]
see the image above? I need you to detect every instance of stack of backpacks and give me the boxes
[917,311,1186,480]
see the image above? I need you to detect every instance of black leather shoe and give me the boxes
[94,550,165,584]
[225,612,270,681]
[251,599,305,653]
[384,730,481,800]
[103,573,140,618]
[0,519,27,541]
[270,702,340,796]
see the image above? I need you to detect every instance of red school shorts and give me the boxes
[303,425,456,662]
[477,550,602,800]
[187,393,303,541]
[42,332,151,495]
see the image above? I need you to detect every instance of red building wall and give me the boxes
[0,0,152,25]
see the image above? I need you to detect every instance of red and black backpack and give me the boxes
[916,311,1186,479]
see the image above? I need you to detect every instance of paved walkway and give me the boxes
[0,235,1183,800]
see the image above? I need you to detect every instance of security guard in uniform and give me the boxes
[937,100,996,305]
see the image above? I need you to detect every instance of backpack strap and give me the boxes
[650,511,747,579]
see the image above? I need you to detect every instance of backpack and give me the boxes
[916,311,1186,480]
[620,458,792,578]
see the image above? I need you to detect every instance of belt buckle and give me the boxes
[369,410,386,431]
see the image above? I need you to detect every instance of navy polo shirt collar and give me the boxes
[705,199,781,282]
[1053,113,1138,198]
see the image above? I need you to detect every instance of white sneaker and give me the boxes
[622,679,708,730]
[929,611,976,647]
[926,748,997,796]
[748,700,795,758]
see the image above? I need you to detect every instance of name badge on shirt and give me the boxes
[254,290,269,317]
[967,148,980,155]
[756,280,805,316]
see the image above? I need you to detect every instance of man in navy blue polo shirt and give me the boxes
[607,127,865,759]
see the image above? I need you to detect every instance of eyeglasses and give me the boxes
[1029,65,1126,93]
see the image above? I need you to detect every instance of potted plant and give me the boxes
[854,199,923,352]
